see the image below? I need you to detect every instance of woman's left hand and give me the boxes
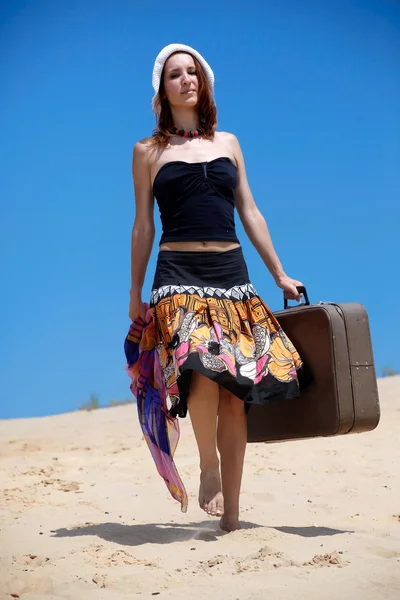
[274,274,303,302]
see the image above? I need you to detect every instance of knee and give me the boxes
[219,388,245,417]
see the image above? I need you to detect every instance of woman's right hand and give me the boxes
[128,292,147,322]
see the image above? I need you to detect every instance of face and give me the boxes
[162,53,199,108]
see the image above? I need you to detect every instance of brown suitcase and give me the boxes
[246,288,380,443]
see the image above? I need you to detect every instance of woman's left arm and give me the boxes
[230,134,303,301]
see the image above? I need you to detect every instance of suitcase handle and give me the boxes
[284,286,310,309]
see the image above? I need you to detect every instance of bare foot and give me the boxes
[199,469,224,516]
[219,514,241,532]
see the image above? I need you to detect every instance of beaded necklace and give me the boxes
[169,126,204,138]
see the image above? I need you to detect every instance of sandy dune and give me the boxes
[1,377,399,599]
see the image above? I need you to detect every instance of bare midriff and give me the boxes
[159,240,240,252]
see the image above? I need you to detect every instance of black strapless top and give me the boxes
[152,156,240,245]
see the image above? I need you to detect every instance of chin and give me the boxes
[173,99,198,109]
[183,96,198,106]
[170,95,198,109]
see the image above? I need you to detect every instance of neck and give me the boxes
[170,107,199,132]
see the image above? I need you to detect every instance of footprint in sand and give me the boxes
[301,552,348,568]
[191,547,296,575]
[247,546,295,569]
[237,548,348,571]
[83,545,158,569]
[3,487,24,500]
[3,487,37,507]
[206,555,226,568]
[192,554,230,574]
[92,573,107,588]
[21,466,55,477]
[14,554,51,567]
[41,479,81,492]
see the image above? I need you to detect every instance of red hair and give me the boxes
[151,53,217,146]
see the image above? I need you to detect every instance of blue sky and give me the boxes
[1,0,399,419]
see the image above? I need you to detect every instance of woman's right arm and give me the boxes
[129,140,155,320]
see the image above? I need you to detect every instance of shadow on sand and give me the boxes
[272,525,354,537]
[52,520,261,546]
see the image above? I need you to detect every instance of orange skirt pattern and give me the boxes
[150,248,304,418]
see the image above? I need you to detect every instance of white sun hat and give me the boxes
[151,43,215,108]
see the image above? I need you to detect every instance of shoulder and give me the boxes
[215,131,242,154]
[215,130,239,144]
[133,137,153,164]
[215,131,244,168]
[132,138,156,186]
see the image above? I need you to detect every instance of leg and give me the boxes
[217,388,247,532]
[187,372,224,517]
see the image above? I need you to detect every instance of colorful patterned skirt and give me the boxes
[150,247,303,417]
[125,246,305,512]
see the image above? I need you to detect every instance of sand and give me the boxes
[0,377,399,600]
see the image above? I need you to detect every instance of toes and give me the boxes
[202,499,217,516]
[207,501,217,516]
[200,501,215,515]
[206,497,224,517]
[198,470,224,517]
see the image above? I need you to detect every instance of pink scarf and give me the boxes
[124,305,188,512]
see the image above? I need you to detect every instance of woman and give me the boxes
[126,43,304,533]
